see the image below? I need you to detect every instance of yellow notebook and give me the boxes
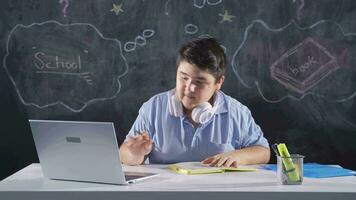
[169,161,257,175]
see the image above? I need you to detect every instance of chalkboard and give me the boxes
[1,0,356,180]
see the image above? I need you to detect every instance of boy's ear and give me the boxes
[215,75,225,91]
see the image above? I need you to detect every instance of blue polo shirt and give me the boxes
[126,89,269,164]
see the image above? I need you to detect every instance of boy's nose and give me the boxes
[188,82,196,92]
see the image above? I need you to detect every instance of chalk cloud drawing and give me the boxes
[232,20,356,103]
[3,21,129,112]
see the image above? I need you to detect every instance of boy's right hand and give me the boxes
[125,131,153,157]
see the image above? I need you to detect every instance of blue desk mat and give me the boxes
[261,163,356,178]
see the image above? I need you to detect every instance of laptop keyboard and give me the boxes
[124,171,156,181]
[125,174,145,181]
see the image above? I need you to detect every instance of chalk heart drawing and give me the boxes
[232,20,356,102]
[3,21,128,112]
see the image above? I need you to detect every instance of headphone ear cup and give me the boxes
[191,105,204,123]
[192,102,213,124]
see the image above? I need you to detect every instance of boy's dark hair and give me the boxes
[176,37,226,81]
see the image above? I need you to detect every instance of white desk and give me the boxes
[0,163,355,200]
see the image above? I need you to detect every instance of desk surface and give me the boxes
[1,163,356,200]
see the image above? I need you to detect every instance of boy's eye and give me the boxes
[180,76,189,80]
[197,81,205,84]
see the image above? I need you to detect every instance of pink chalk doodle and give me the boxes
[270,37,339,93]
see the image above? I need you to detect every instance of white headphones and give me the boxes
[168,91,218,124]
[191,102,217,124]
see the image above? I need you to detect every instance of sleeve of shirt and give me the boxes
[124,101,154,142]
[235,106,269,149]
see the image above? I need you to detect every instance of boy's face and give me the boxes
[175,61,224,111]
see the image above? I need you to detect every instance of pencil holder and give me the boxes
[277,154,304,185]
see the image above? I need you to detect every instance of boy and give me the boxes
[120,37,270,167]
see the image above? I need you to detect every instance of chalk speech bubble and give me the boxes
[232,20,356,102]
[4,21,128,112]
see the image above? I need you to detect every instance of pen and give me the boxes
[271,143,280,156]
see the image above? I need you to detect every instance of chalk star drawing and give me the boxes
[110,3,124,15]
[219,10,235,23]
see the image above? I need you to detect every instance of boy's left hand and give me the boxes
[202,151,241,168]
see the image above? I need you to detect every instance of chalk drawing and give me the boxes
[110,3,124,15]
[124,29,155,52]
[194,0,222,9]
[232,19,356,103]
[3,20,129,112]
[293,0,305,21]
[219,10,235,23]
[184,24,199,35]
[59,0,70,17]
[270,37,339,94]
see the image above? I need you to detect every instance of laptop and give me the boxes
[29,119,157,185]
